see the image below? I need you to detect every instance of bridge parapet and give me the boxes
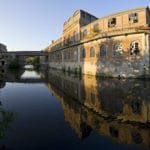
[7,51,48,56]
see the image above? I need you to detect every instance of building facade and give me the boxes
[45,7,150,78]
[0,43,7,75]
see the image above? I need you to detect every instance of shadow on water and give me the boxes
[42,68,150,149]
[0,80,15,150]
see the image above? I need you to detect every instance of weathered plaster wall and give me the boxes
[49,33,150,78]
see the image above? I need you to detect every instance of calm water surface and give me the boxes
[0,69,150,150]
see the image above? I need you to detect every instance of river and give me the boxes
[0,69,149,150]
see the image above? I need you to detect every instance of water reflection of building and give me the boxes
[0,69,25,89]
[45,70,150,148]
[0,69,46,85]
[46,73,91,139]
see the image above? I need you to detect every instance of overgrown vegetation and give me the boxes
[0,100,15,139]
[8,59,20,69]
[25,56,40,69]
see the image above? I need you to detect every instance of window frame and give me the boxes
[73,31,78,43]
[93,23,99,32]
[129,13,138,23]
[130,41,140,56]
[82,29,87,39]
[81,48,86,58]
[100,44,107,57]
[112,43,123,57]
[108,18,116,27]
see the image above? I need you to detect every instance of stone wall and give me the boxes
[0,43,7,75]
[48,32,150,78]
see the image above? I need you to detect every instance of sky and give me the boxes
[0,0,149,51]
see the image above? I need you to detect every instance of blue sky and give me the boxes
[0,0,149,51]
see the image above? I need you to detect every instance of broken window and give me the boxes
[81,48,86,58]
[73,31,78,43]
[113,43,123,56]
[82,29,87,39]
[93,23,99,32]
[108,18,116,27]
[129,13,138,23]
[130,41,140,55]
[100,44,107,57]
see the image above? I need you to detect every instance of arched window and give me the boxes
[100,44,106,57]
[81,48,86,58]
[74,50,78,61]
[73,31,78,42]
[66,35,71,46]
[90,47,95,57]
[63,37,66,46]
[68,35,71,42]
[82,29,87,39]
[113,43,123,56]
[130,41,140,55]
[93,23,99,32]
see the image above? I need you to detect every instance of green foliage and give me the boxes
[25,57,33,64]
[8,60,20,69]
[92,28,100,33]
[0,107,15,139]
[25,56,40,69]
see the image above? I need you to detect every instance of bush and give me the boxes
[8,60,20,69]
[26,56,40,70]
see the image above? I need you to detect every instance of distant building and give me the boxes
[45,7,150,78]
[0,43,7,75]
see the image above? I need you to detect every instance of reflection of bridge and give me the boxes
[6,78,48,83]
[0,70,48,86]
